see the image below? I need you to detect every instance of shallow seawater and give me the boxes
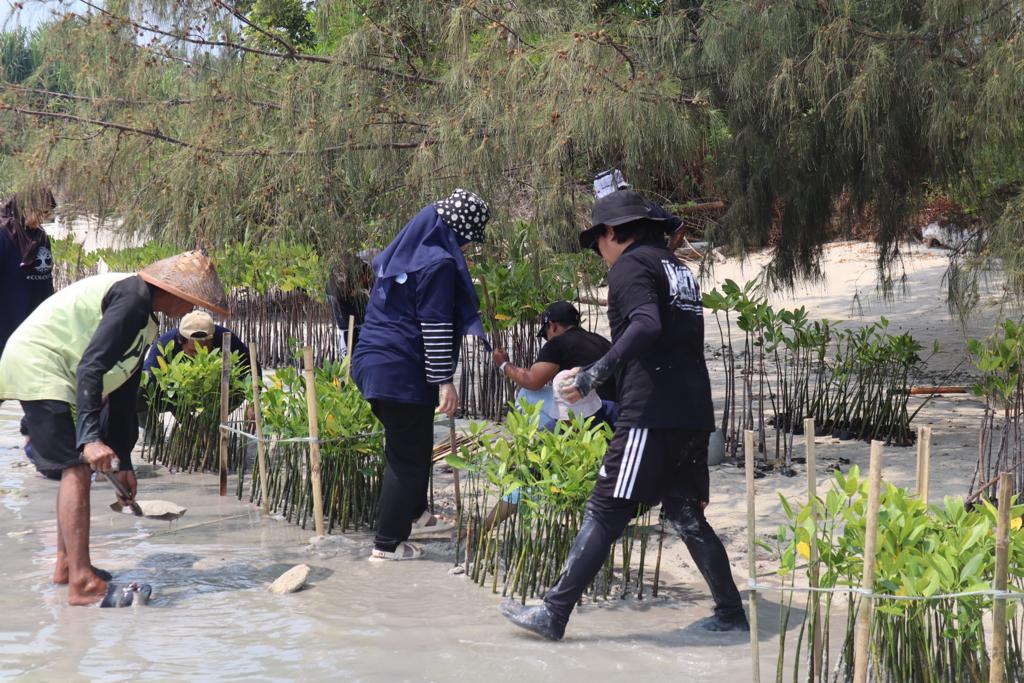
[0,405,787,682]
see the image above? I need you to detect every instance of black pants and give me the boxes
[544,429,745,623]
[371,399,435,552]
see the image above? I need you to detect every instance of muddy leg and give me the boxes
[52,484,69,584]
[60,464,107,605]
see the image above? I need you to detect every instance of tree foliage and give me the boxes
[701,0,1024,295]
[0,1,1022,303]
[0,0,712,269]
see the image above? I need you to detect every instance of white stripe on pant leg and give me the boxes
[623,428,649,499]
[616,428,643,499]
[614,428,638,498]
[613,428,636,497]
[614,430,638,499]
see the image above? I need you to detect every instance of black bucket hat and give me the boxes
[537,300,581,338]
[579,189,665,251]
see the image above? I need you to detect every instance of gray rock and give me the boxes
[269,564,311,594]
[110,499,188,521]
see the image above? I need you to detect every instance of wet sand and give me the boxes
[1,401,791,682]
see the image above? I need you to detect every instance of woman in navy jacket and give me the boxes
[353,189,490,561]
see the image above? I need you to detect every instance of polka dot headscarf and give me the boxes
[435,189,490,243]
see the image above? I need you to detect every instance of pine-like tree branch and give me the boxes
[0,82,284,110]
[212,0,298,57]
[75,0,440,85]
[0,102,443,155]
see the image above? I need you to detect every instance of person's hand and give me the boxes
[492,347,509,368]
[438,383,459,418]
[81,441,116,473]
[116,470,138,506]
[557,367,583,404]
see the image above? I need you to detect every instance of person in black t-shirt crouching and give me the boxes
[478,301,615,534]
[499,190,748,640]
[492,300,616,428]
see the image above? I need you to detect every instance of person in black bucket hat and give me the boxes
[578,189,672,252]
[499,189,748,640]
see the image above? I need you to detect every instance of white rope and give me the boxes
[219,415,451,445]
[747,580,1024,602]
[218,423,384,445]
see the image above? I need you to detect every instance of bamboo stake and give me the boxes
[990,471,1012,683]
[744,429,761,683]
[218,331,232,496]
[853,440,884,683]
[804,418,822,681]
[249,342,270,515]
[917,425,932,502]
[303,346,326,537]
[346,315,356,378]
[652,514,665,598]
[450,416,462,515]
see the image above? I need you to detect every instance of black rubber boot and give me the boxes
[499,598,567,641]
[543,500,635,624]
[668,502,747,626]
[695,612,749,632]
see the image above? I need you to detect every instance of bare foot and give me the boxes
[53,551,112,584]
[68,575,108,606]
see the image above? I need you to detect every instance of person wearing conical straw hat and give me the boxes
[0,251,228,607]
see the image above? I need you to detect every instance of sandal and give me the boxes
[408,510,455,538]
[369,541,424,562]
[100,581,152,608]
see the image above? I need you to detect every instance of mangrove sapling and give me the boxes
[449,402,660,601]
[775,467,1024,682]
[248,358,384,532]
[141,342,250,472]
[459,236,588,420]
[969,319,1024,500]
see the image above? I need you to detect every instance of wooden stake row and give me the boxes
[303,347,326,537]
[743,422,1013,682]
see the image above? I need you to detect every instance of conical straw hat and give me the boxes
[138,250,230,317]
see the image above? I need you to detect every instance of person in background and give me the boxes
[143,310,255,382]
[326,249,376,356]
[140,310,257,418]
[2,186,58,468]
[499,190,748,640]
[1,186,56,360]
[478,301,618,535]
[0,251,228,606]
[353,189,491,561]
[492,300,616,429]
